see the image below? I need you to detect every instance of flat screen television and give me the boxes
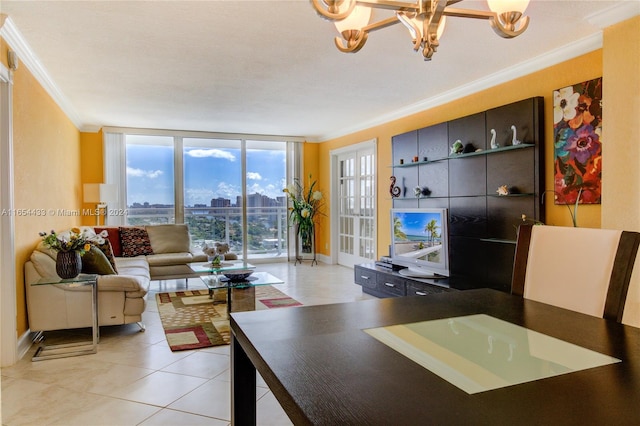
[390,208,450,278]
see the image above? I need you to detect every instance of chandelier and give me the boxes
[311,0,530,60]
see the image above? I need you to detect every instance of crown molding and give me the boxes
[0,16,83,130]
[586,0,640,29]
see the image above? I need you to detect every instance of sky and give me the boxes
[394,211,443,236]
[126,144,286,206]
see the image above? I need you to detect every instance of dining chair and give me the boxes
[511,224,640,322]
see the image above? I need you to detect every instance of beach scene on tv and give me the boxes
[392,211,443,262]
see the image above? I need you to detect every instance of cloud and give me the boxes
[247,172,262,180]
[127,166,163,179]
[186,149,236,161]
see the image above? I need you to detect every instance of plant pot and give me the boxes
[56,251,82,279]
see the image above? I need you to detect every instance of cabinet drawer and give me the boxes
[376,275,406,296]
[406,282,451,296]
[354,266,376,289]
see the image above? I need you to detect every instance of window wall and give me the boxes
[126,135,175,224]
[105,130,298,261]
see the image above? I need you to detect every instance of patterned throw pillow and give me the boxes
[94,227,122,257]
[94,240,118,273]
[82,245,117,275]
[119,227,154,257]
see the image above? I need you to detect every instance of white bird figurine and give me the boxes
[490,129,499,149]
[511,125,522,145]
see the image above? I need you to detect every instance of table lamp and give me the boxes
[83,183,117,225]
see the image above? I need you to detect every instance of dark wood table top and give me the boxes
[230,289,640,425]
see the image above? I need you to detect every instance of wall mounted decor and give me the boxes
[390,176,401,198]
[490,129,499,149]
[511,125,522,145]
[553,77,602,205]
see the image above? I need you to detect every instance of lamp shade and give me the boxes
[487,0,530,15]
[83,183,117,203]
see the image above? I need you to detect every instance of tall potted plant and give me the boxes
[283,175,324,257]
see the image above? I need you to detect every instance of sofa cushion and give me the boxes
[145,224,191,254]
[120,227,154,257]
[114,257,151,278]
[146,252,194,266]
[95,227,122,257]
[30,250,58,279]
[82,245,117,275]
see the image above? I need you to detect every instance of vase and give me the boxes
[299,226,313,254]
[56,251,82,279]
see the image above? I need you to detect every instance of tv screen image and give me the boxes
[391,208,449,277]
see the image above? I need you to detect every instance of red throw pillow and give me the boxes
[119,227,154,257]
[94,227,122,257]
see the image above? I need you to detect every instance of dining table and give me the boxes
[230,288,640,425]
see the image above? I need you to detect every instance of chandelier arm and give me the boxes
[335,30,369,53]
[490,15,529,39]
[362,16,401,33]
[311,0,356,21]
[442,7,495,20]
[396,12,422,51]
[355,0,419,12]
[427,0,447,44]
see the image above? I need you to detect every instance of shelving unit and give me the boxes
[380,97,545,294]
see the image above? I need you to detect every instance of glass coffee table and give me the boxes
[189,262,284,313]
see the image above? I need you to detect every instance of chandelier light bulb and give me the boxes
[334,4,372,33]
[487,0,530,15]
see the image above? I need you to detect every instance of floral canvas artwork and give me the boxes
[553,77,602,204]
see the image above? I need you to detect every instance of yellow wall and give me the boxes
[601,16,640,231]
[11,50,82,334]
[600,16,640,327]
[317,50,603,258]
[80,130,104,226]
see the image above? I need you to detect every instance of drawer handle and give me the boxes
[415,291,428,296]
[360,275,370,280]
[384,282,396,288]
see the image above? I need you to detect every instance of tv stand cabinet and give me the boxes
[354,263,455,298]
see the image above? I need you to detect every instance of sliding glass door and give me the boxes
[182,138,243,255]
[125,135,175,224]
[119,132,290,260]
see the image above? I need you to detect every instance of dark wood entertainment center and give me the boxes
[356,97,545,297]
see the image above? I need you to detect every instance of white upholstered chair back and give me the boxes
[512,224,640,321]
[622,252,640,327]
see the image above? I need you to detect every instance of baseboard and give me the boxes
[317,253,332,264]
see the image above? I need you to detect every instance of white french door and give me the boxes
[335,142,376,268]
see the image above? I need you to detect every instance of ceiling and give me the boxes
[0,1,637,141]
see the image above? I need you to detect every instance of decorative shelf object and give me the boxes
[448,143,534,159]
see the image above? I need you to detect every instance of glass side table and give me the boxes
[30,274,99,361]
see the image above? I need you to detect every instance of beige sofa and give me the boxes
[25,224,233,332]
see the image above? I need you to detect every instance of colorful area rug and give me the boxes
[156,286,302,351]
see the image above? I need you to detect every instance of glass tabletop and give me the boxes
[200,271,284,289]
[364,314,620,394]
[32,274,98,286]
[190,261,256,274]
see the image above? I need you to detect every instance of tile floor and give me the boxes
[1,262,374,425]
